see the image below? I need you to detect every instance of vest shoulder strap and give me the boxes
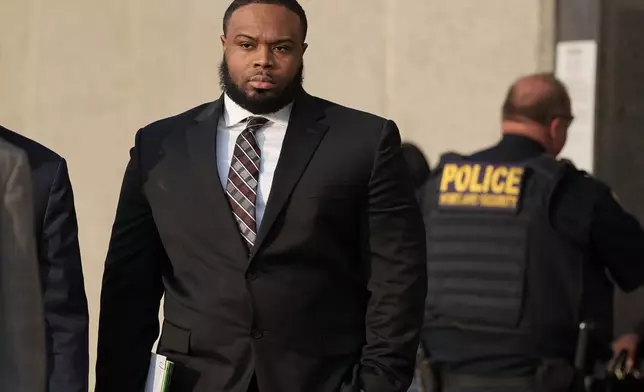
[436,151,464,167]
[525,153,575,179]
[524,153,578,199]
[525,154,593,247]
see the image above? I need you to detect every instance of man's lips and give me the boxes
[249,80,276,89]
[249,76,276,89]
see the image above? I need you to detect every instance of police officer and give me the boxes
[420,73,644,392]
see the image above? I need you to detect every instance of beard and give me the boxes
[219,59,304,114]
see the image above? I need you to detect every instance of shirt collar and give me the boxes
[498,134,546,157]
[223,94,293,127]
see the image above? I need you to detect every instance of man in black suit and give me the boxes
[0,126,89,392]
[96,1,427,392]
[0,138,46,392]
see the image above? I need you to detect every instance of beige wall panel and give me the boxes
[300,0,389,115]
[391,0,546,164]
[0,0,31,129]
[136,0,225,121]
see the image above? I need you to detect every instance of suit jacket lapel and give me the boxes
[186,97,225,205]
[251,92,329,259]
[185,96,249,256]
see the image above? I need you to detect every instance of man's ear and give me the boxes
[547,118,559,137]
[551,117,563,134]
[220,35,227,49]
[302,42,308,55]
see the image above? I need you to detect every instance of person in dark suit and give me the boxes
[0,126,89,392]
[0,137,46,392]
[401,142,431,205]
[401,142,431,191]
[96,1,427,392]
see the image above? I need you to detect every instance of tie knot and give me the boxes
[245,116,269,131]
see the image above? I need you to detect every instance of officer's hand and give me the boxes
[612,333,640,372]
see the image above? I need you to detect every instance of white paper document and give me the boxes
[144,353,175,392]
[554,40,598,173]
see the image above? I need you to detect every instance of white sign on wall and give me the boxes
[554,40,598,173]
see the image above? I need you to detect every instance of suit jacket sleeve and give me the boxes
[96,130,166,392]
[359,120,427,392]
[41,159,89,392]
[0,146,46,392]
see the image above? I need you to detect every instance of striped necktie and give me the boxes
[226,116,269,249]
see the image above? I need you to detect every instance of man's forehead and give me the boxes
[227,4,302,38]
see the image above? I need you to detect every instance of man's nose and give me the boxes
[253,45,274,68]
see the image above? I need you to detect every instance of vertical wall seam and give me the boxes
[384,0,396,118]
[24,0,40,133]
[537,0,556,72]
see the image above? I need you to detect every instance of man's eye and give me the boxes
[274,46,290,52]
[240,43,253,49]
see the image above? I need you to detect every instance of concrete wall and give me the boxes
[0,0,554,389]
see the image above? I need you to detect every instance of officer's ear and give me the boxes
[550,117,562,134]
[549,117,569,155]
[552,114,574,131]
[551,116,571,137]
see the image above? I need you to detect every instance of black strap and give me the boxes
[435,151,464,171]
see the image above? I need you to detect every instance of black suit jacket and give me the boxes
[0,126,89,392]
[0,138,46,392]
[97,92,427,392]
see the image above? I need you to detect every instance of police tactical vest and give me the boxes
[423,152,591,341]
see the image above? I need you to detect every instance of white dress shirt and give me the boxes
[217,95,293,228]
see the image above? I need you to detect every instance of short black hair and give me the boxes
[502,73,572,126]
[223,0,308,40]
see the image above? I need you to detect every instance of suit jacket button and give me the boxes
[247,271,258,281]
[251,329,263,339]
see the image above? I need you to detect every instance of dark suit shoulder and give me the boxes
[138,102,212,139]
[312,96,389,128]
[0,125,63,166]
[131,102,214,180]
[0,137,28,161]
[0,138,29,181]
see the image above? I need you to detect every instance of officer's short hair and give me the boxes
[501,73,572,126]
